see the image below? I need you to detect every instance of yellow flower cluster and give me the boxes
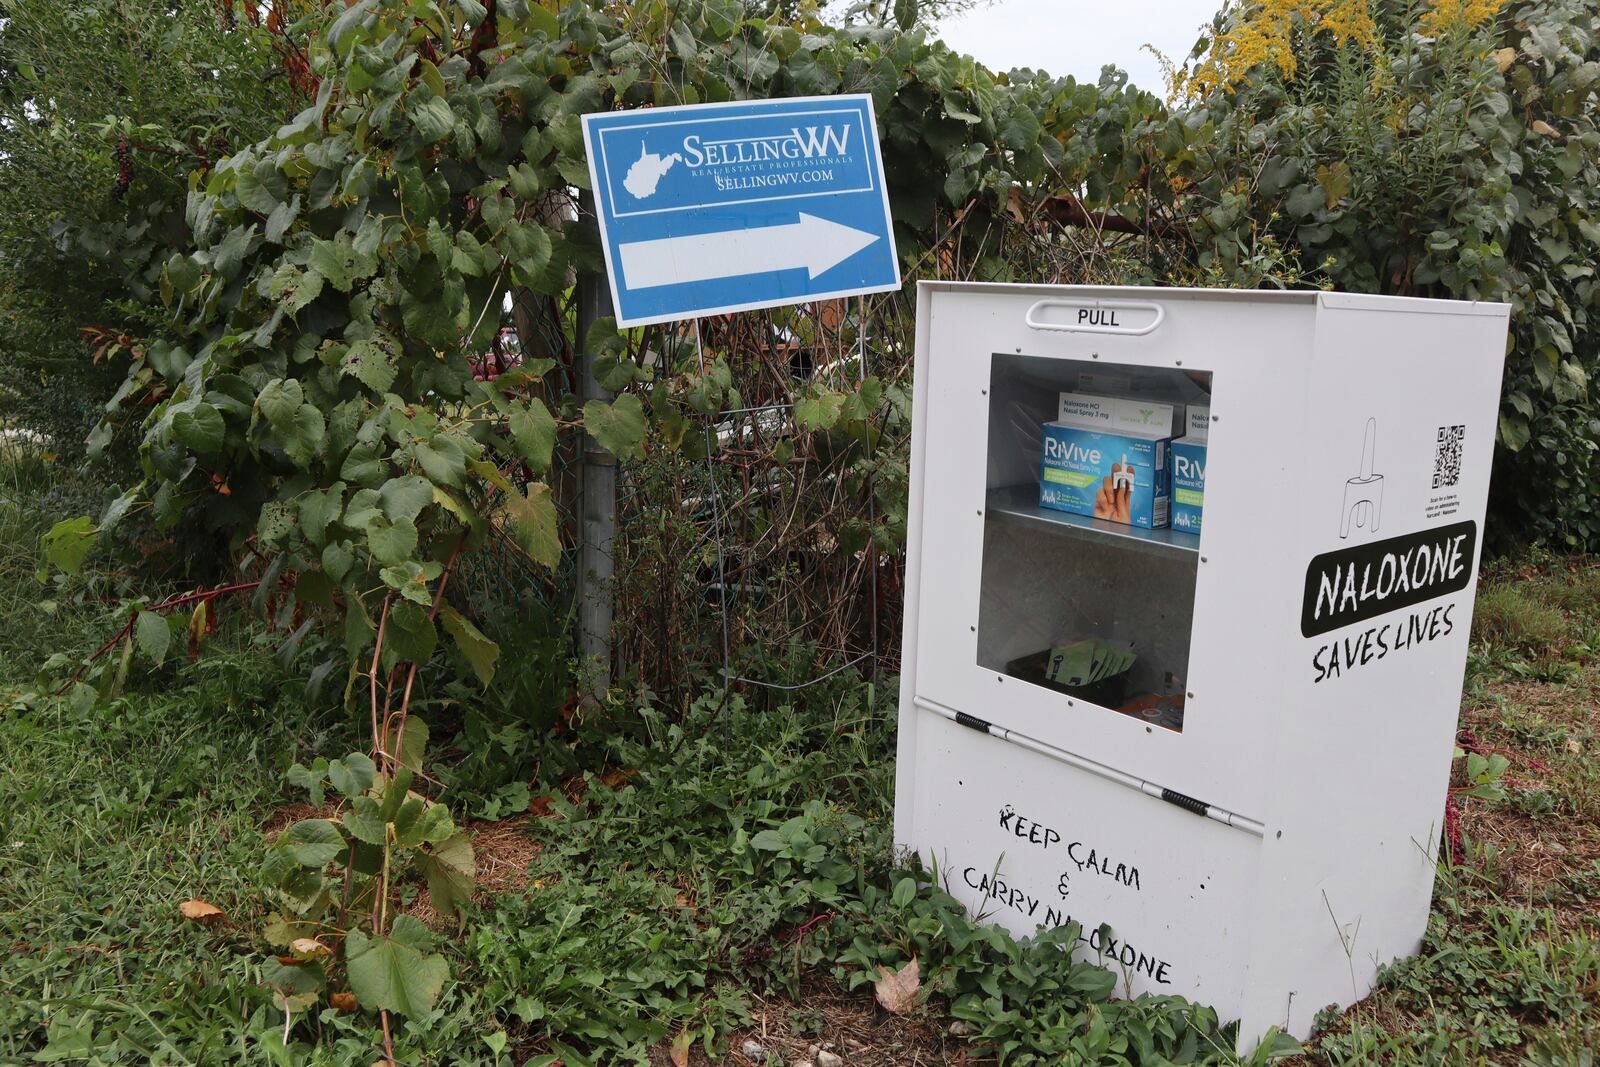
[1180,0,1380,98]
[1419,0,1506,36]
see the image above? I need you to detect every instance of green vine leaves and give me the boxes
[88,0,1110,681]
[266,743,473,1018]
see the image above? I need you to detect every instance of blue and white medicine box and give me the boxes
[1040,424,1173,528]
[1040,392,1178,528]
[1171,405,1209,534]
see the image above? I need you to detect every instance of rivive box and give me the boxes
[1039,392,1178,528]
[1040,423,1172,528]
[1171,405,1209,534]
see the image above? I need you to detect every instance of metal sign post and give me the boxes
[571,94,902,693]
[575,190,615,699]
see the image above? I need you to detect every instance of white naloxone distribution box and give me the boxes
[893,283,1509,1051]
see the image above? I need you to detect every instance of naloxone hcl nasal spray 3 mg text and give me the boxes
[1056,392,1184,437]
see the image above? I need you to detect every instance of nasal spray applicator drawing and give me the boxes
[1112,455,1134,491]
[1340,418,1384,539]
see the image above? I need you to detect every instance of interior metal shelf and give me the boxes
[984,484,1201,558]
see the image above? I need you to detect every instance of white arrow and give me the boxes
[617,213,881,290]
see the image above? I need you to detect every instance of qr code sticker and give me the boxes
[1433,425,1465,489]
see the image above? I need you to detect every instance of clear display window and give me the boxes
[976,354,1212,732]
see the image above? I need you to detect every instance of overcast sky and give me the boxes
[935,0,1223,93]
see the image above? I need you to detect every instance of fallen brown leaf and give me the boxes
[601,767,639,789]
[290,937,331,960]
[179,899,225,925]
[874,955,921,1015]
[1494,47,1517,73]
[329,991,359,1014]
[670,1029,693,1067]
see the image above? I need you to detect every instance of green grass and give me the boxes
[3,442,1598,1065]
[0,660,353,1062]
[1471,583,1570,655]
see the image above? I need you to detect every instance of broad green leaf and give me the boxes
[386,599,437,664]
[258,378,304,430]
[1499,412,1531,451]
[258,501,295,543]
[283,818,346,867]
[382,560,442,605]
[343,488,383,529]
[368,515,418,567]
[322,540,355,582]
[343,796,389,846]
[343,338,397,393]
[395,795,454,848]
[213,223,256,278]
[440,604,500,686]
[416,436,466,487]
[508,399,558,473]
[236,160,285,214]
[582,394,647,459]
[39,516,99,579]
[345,917,448,1016]
[750,829,788,851]
[382,715,429,772]
[418,58,446,98]
[271,263,324,313]
[502,219,553,282]
[265,194,302,244]
[298,484,345,548]
[286,760,328,808]
[308,239,350,292]
[526,2,558,37]
[794,390,845,431]
[418,832,475,918]
[135,611,171,666]
[281,405,326,468]
[1284,183,1325,219]
[390,794,426,844]
[163,253,201,294]
[308,233,375,293]
[505,482,560,567]
[341,442,386,486]
[380,475,434,522]
[328,752,377,797]
[411,96,456,144]
[173,402,226,453]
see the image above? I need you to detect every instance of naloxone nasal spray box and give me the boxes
[1170,405,1208,534]
[1040,427,1173,528]
[1039,392,1178,528]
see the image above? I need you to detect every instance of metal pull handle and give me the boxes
[1024,299,1166,336]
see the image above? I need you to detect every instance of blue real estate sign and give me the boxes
[581,95,901,327]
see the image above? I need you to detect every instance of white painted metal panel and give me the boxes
[896,282,1510,1052]
[907,710,1262,1012]
[1237,297,1510,1042]
[910,285,1318,819]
